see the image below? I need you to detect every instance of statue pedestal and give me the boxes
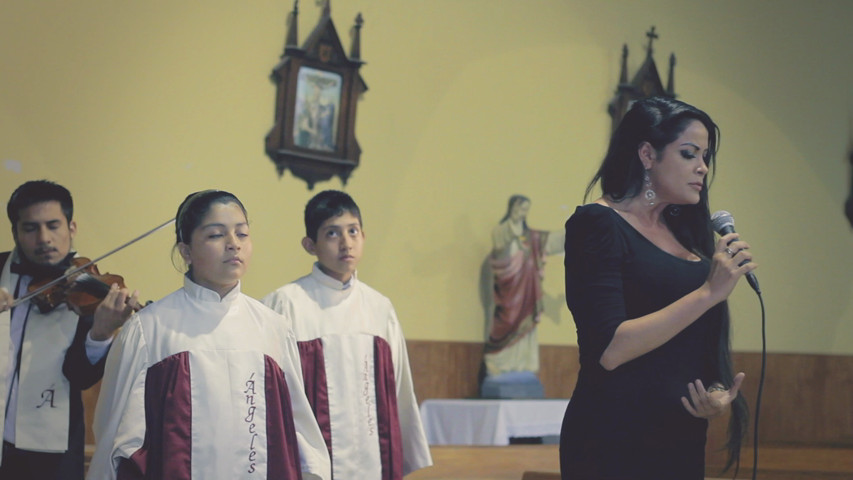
[480,371,544,399]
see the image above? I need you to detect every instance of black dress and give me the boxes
[560,204,722,480]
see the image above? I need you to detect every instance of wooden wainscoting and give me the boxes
[406,445,560,480]
[82,433,852,479]
[407,340,853,479]
[406,341,580,401]
[81,341,853,478]
[404,445,845,480]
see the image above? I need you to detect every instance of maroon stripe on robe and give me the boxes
[119,352,192,480]
[117,352,303,480]
[373,337,403,480]
[297,339,333,459]
[263,354,304,480]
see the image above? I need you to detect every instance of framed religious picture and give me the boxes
[265,2,367,189]
[292,66,342,152]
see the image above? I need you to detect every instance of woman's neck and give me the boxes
[599,196,668,228]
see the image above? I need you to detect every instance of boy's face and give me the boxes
[302,211,364,284]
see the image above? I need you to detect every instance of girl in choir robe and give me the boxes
[88,190,330,480]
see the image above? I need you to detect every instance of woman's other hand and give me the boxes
[681,372,746,419]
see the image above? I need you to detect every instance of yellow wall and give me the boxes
[2,1,852,354]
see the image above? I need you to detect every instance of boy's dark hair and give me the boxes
[304,190,362,242]
[7,180,74,229]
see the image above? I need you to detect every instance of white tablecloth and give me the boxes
[418,398,570,446]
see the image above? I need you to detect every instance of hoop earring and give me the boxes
[643,170,656,207]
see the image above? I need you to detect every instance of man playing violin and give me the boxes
[0,180,137,480]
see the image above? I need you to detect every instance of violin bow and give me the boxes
[10,218,176,309]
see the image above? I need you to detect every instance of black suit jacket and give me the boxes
[0,251,108,480]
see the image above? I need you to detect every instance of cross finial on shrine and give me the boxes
[285,0,299,48]
[646,26,658,54]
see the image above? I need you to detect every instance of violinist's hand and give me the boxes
[0,287,12,313]
[91,283,139,341]
[681,372,745,419]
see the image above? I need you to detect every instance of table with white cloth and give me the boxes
[418,398,570,446]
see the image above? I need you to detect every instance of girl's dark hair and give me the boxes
[585,96,747,473]
[172,190,248,274]
[175,189,247,245]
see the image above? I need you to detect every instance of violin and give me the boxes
[10,218,174,315]
[26,257,136,316]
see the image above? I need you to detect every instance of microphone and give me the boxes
[710,210,760,294]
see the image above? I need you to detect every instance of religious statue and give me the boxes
[481,195,565,398]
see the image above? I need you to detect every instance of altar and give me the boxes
[418,398,570,446]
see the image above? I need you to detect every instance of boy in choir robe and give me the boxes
[263,190,432,480]
[88,190,330,480]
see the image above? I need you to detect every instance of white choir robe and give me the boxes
[88,277,331,480]
[263,265,432,480]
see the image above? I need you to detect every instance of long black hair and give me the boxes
[585,96,748,473]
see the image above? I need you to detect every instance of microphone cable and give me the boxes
[750,290,766,480]
[710,210,765,478]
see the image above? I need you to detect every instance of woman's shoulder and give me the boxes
[574,202,614,215]
[564,202,631,258]
[566,202,621,231]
